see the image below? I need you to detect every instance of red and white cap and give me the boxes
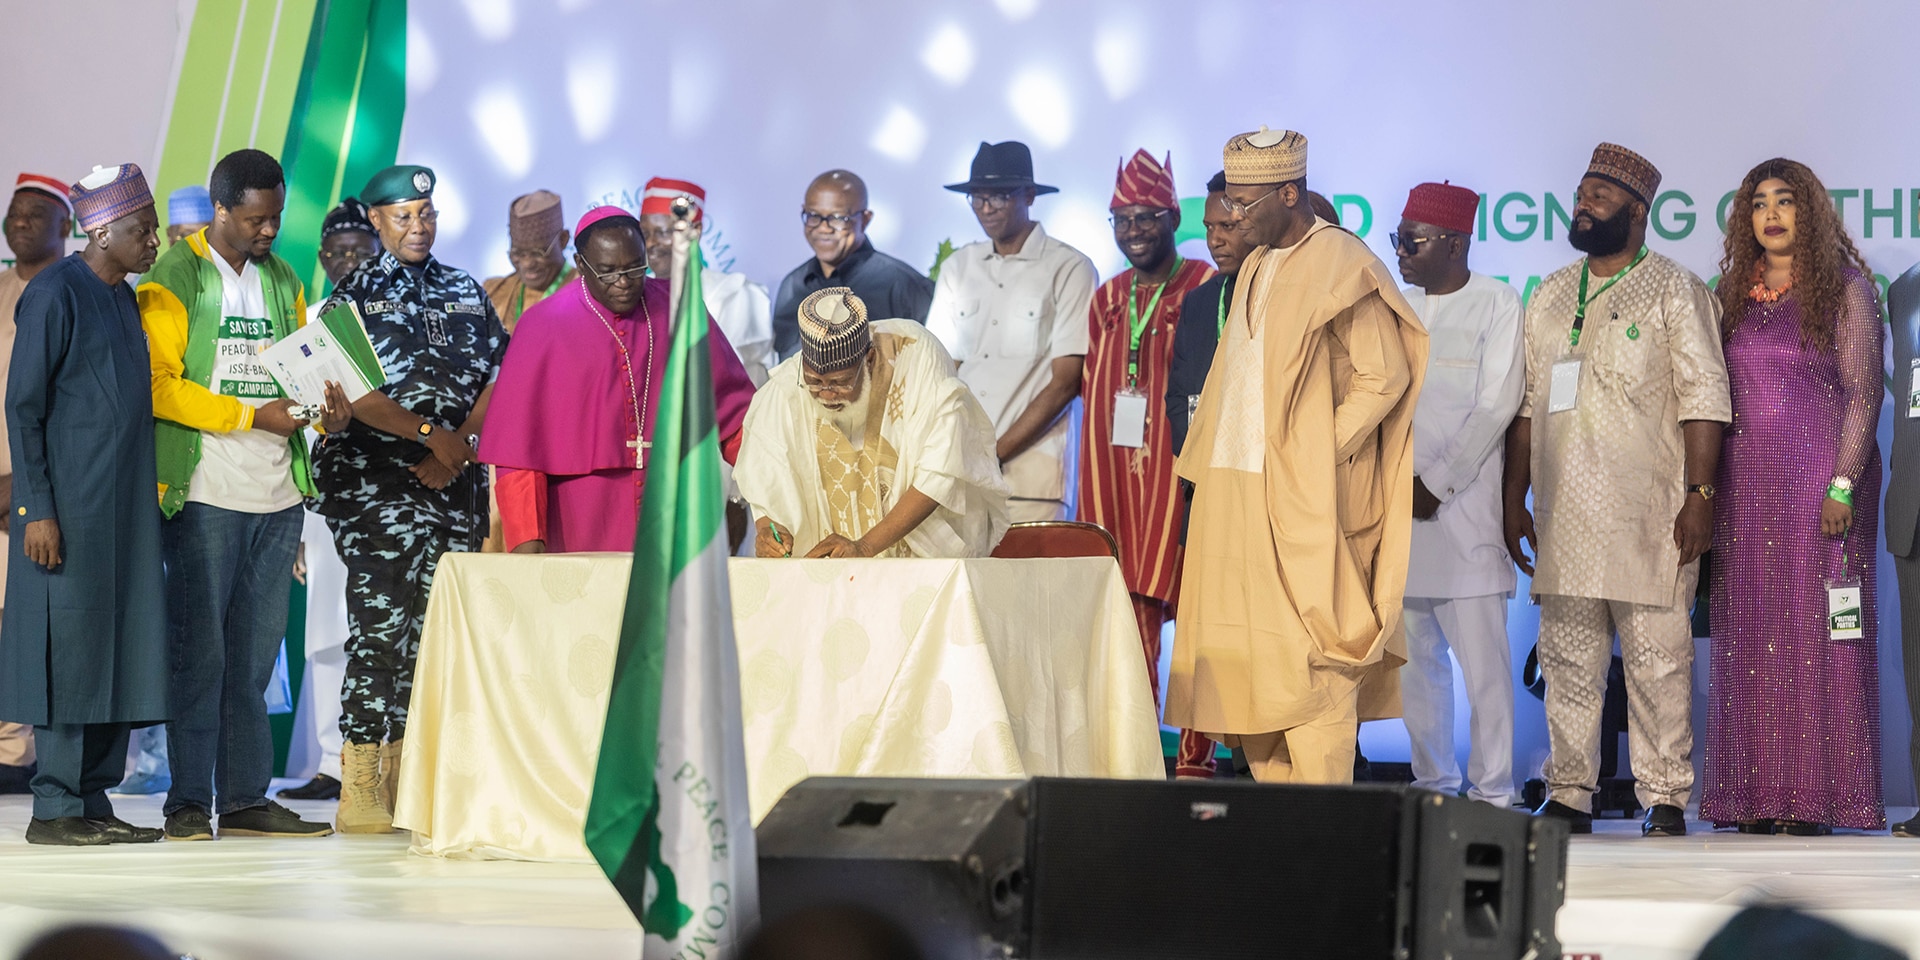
[14,172,73,216]
[640,177,705,223]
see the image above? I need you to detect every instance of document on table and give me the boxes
[259,302,388,405]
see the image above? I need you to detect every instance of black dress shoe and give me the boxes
[1777,820,1832,837]
[277,774,340,801]
[1736,819,1776,835]
[0,762,34,795]
[25,817,112,846]
[88,815,163,844]
[1534,800,1593,834]
[1893,815,1920,838]
[1642,803,1687,837]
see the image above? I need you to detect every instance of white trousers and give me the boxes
[1538,569,1698,814]
[286,511,348,782]
[1401,594,1514,806]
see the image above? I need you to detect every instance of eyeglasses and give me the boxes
[319,248,372,264]
[968,191,1018,211]
[1218,187,1280,218]
[800,369,864,397]
[1388,232,1453,254]
[801,210,864,232]
[1110,210,1173,231]
[507,235,561,261]
[577,257,649,287]
[383,209,438,231]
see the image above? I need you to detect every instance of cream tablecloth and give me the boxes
[394,555,1164,861]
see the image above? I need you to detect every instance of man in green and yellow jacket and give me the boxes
[136,149,348,842]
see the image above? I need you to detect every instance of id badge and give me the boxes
[1828,577,1864,640]
[1908,358,1920,419]
[1112,391,1148,448]
[1547,355,1583,414]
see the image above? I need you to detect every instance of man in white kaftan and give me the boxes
[738,288,1009,559]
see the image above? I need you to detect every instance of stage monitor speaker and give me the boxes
[754,778,1031,960]
[755,777,1568,960]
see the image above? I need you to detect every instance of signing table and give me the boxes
[394,554,1165,861]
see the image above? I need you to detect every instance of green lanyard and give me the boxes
[513,270,571,325]
[1215,280,1229,336]
[1570,245,1648,347]
[1127,256,1181,385]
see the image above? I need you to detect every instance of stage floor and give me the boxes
[0,789,1914,959]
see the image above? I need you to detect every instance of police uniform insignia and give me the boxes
[425,314,449,346]
[412,170,433,194]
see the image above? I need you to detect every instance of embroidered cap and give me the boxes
[69,163,155,232]
[167,185,213,225]
[508,190,564,245]
[1585,142,1661,206]
[797,286,871,374]
[1223,127,1307,186]
[1401,182,1479,235]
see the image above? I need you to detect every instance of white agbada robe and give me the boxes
[736,319,1010,558]
[1399,272,1526,805]
[705,267,775,387]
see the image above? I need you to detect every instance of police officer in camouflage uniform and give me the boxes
[314,165,507,833]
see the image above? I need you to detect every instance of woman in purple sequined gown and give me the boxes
[1704,159,1884,834]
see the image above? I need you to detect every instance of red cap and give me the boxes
[1110,150,1177,211]
[641,177,705,223]
[14,172,73,215]
[1402,182,1479,234]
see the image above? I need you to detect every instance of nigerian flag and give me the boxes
[585,221,758,958]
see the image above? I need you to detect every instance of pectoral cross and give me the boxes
[630,437,650,470]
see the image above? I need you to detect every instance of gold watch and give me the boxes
[1687,483,1714,501]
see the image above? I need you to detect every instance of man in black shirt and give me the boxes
[772,169,933,358]
[1166,171,1258,456]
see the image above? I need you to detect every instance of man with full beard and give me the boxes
[1502,143,1729,838]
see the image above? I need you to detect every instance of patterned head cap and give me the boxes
[69,163,154,232]
[1111,149,1177,211]
[1401,182,1480,234]
[508,190,564,245]
[167,185,213,226]
[1585,142,1661,206]
[797,286,871,374]
[1223,127,1307,186]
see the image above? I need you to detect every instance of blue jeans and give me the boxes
[161,503,302,816]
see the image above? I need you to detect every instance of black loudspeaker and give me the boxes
[756,777,1568,960]
[754,778,1031,959]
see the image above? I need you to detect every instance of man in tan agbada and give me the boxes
[1166,128,1428,784]
[737,287,1010,559]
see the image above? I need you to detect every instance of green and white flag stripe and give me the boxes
[585,233,759,957]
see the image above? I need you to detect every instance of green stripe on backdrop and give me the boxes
[153,0,321,221]
[279,0,408,297]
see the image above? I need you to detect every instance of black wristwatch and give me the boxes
[1687,483,1714,501]
[417,422,436,443]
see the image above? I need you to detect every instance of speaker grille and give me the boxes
[1025,779,1408,960]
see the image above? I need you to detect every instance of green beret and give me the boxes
[362,164,436,206]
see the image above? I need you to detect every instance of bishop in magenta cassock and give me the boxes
[479,205,754,553]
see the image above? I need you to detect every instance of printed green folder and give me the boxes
[261,301,389,405]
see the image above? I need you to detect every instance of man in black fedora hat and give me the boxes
[926,141,1096,522]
